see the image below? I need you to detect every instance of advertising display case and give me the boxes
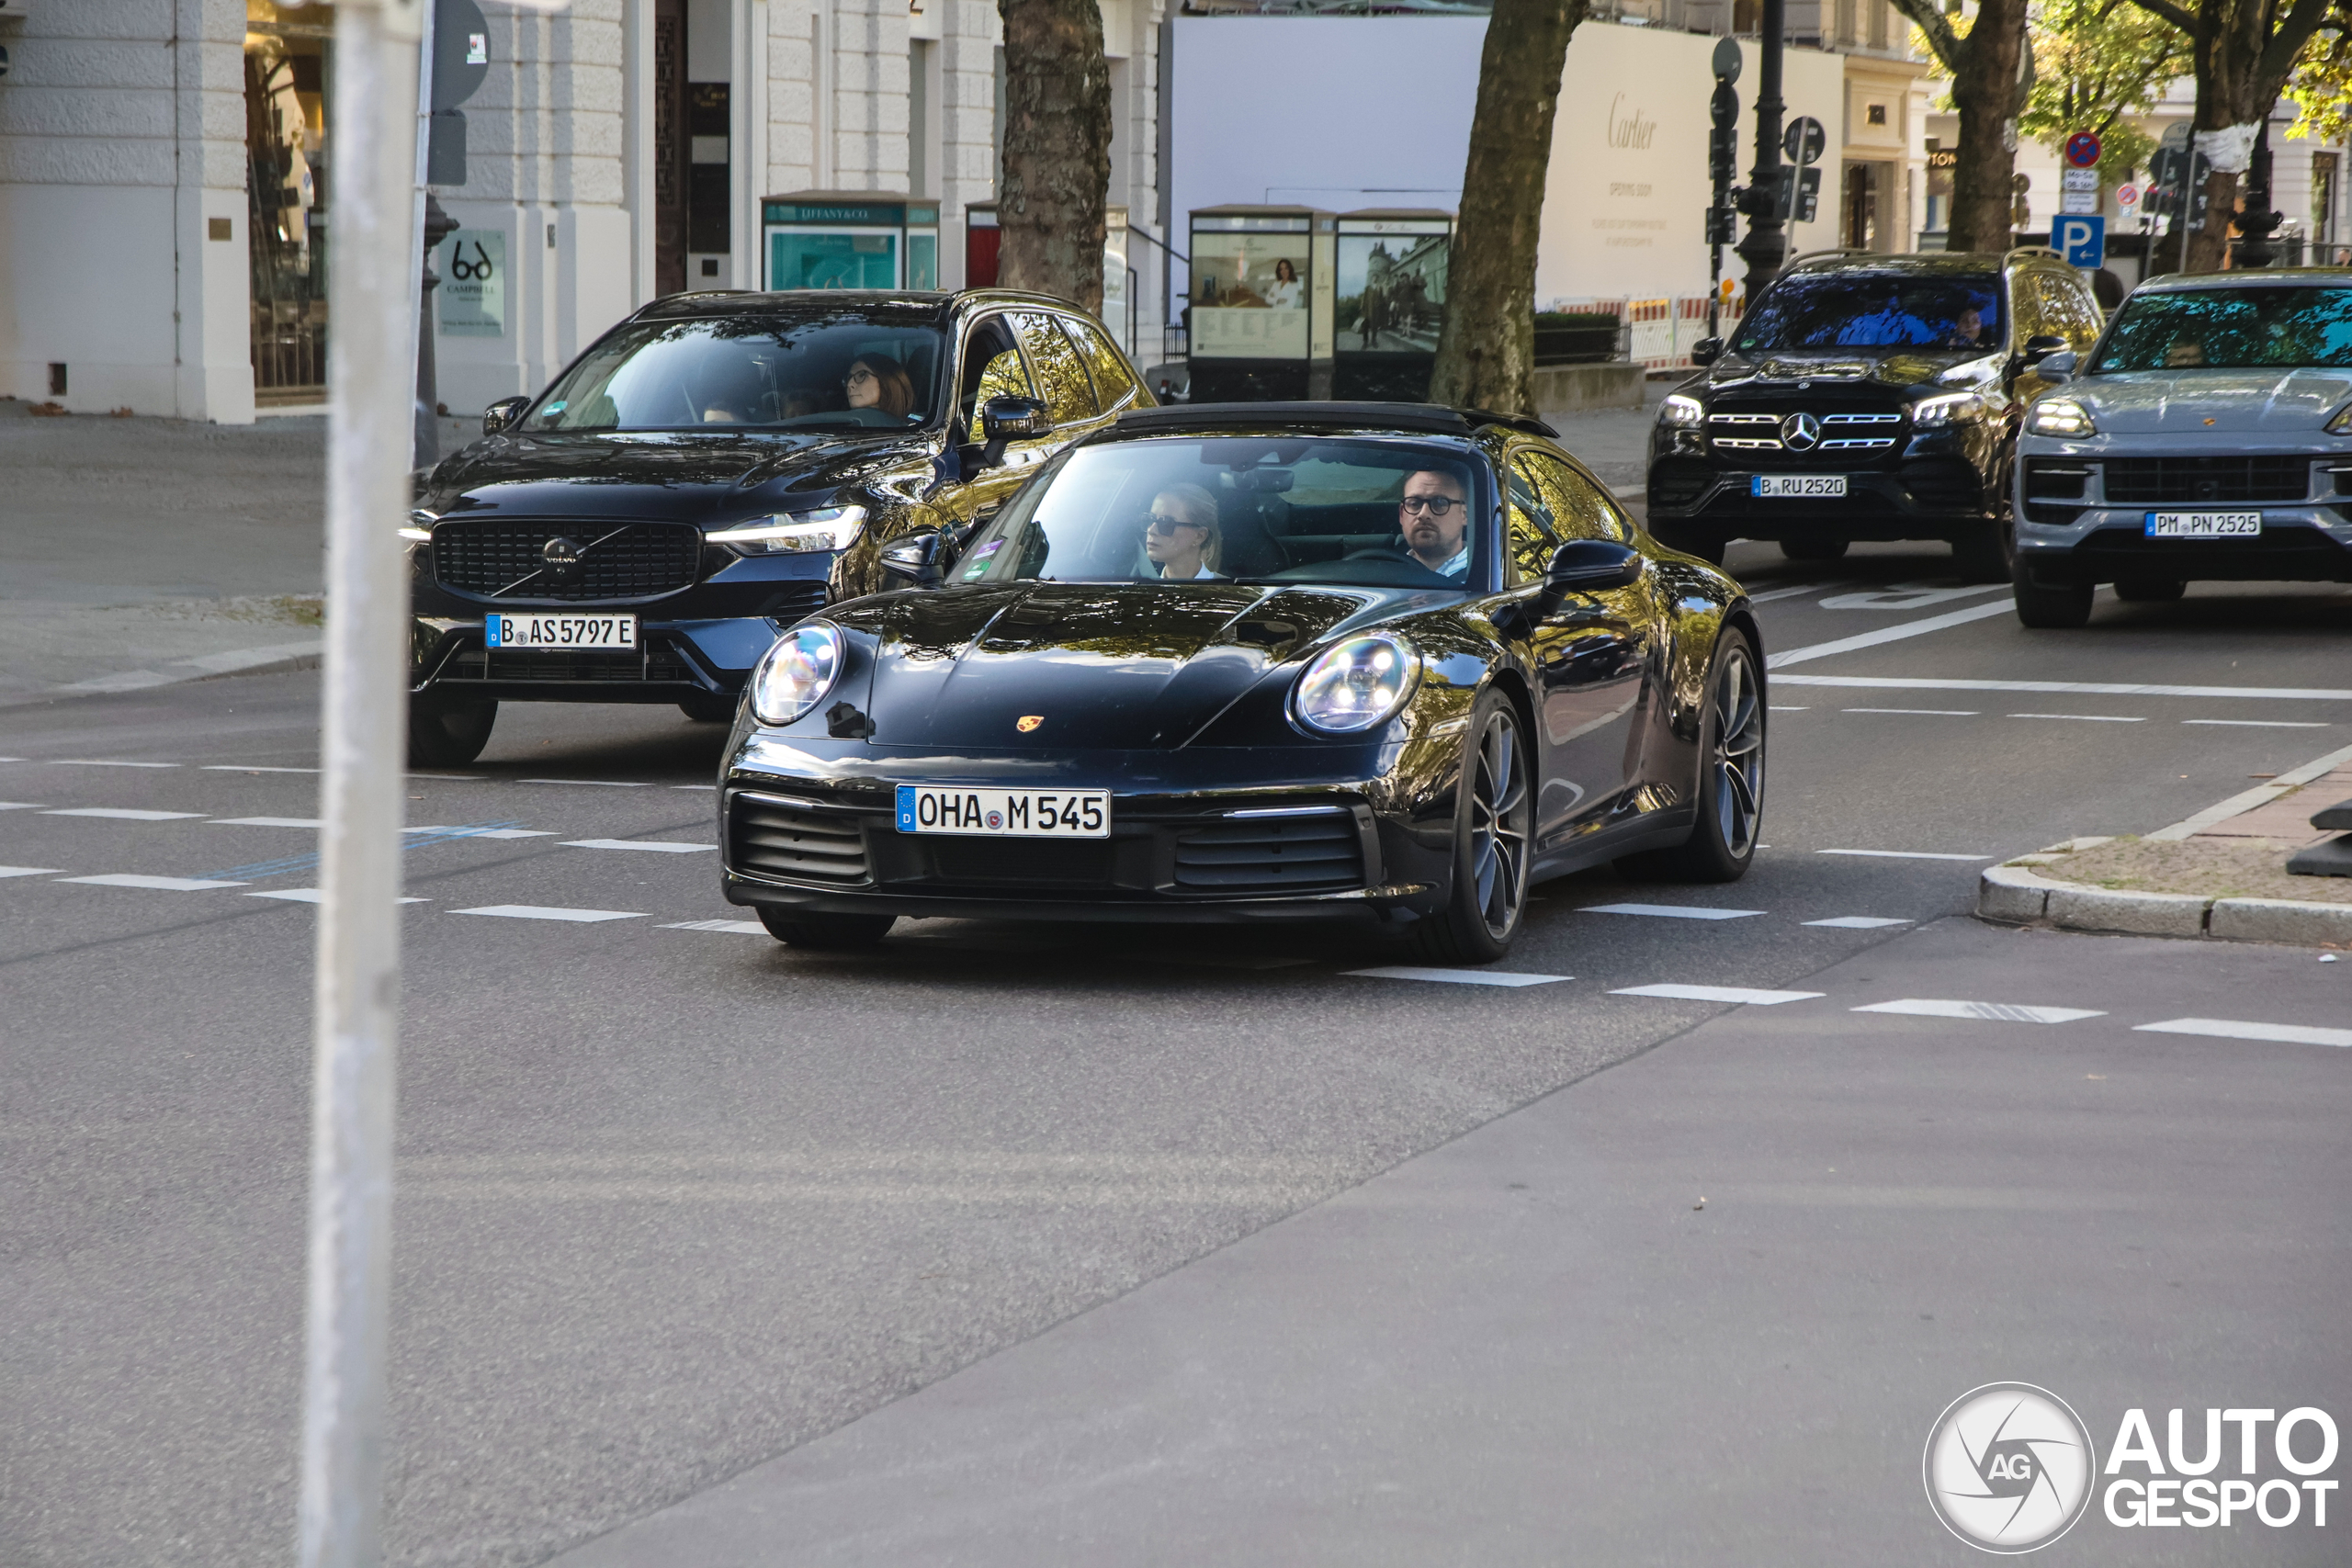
[1334,209,1452,400]
[763,192,941,292]
[1188,206,1334,400]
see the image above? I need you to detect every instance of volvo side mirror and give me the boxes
[2035,349,2078,383]
[1689,337,1723,367]
[2019,334,2068,367]
[1543,538,1645,597]
[482,395,531,435]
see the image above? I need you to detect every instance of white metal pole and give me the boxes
[300,0,421,1562]
[409,0,439,461]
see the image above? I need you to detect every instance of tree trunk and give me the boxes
[996,0,1113,312]
[1429,0,1588,415]
[1943,0,2030,254]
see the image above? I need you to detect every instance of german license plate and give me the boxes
[2143,512,2262,538]
[1753,475,1847,498]
[484,613,639,649]
[895,785,1109,838]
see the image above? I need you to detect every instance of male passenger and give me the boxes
[1398,468,1472,581]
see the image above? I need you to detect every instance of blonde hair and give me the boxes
[1154,483,1222,570]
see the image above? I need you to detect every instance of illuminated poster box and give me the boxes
[1188,206,1333,400]
[763,192,941,292]
[1334,209,1451,400]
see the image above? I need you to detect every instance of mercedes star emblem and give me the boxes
[1781,412,1822,451]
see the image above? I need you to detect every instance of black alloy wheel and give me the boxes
[1618,631,1764,883]
[2113,575,2186,604]
[407,695,497,768]
[1648,521,1727,566]
[756,906,897,949]
[2010,555,2094,628]
[1409,691,1532,964]
[1780,538,1849,561]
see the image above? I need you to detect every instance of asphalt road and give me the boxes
[3,547,2347,1567]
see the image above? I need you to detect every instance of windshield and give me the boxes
[526,309,945,432]
[953,435,1490,591]
[2088,286,2352,373]
[1736,272,2004,352]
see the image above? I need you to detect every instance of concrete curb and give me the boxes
[40,638,324,700]
[1977,863,2351,948]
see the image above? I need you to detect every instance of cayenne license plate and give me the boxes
[2143,512,2262,538]
[1753,475,1847,498]
[895,785,1109,838]
[484,613,639,649]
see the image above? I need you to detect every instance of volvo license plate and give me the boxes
[895,786,1109,838]
[484,614,639,649]
[2143,512,2262,538]
[1752,475,1847,498]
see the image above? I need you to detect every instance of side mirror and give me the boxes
[878,532,944,589]
[482,395,531,435]
[980,395,1051,443]
[2019,333,2068,367]
[2035,349,2078,383]
[1689,337,1723,367]
[1543,538,1645,596]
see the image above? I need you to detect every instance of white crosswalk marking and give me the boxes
[662,919,769,934]
[42,807,206,821]
[2134,1017,2352,1048]
[454,905,647,922]
[1345,966,1571,987]
[1611,984,1824,1005]
[560,839,717,853]
[51,759,179,769]
[59,874,249,891]
[250,888,428,905]
[404,826,554,839]
[211,817,322,829]
[0,865,65,878]
[0,802,47,811]
[1854,998,2105,1024]
[2009,712,2145,724]
[1580,903,1764,920]
[1804,916,1912,929]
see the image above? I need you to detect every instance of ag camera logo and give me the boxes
[1924,1382,2097,1552]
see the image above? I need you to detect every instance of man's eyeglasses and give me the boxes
[1399,495,1461,516]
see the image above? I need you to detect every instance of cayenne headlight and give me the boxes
[748,622,844,727]
[2326,403,2352,434]
[709,504,868,556]
[2028,398,2098,437]
[1910,392,1986,428]
[1657,393,1705,428]
[1290,633,1420,736]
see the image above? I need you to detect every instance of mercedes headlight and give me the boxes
[1911,392,1986,429]
[748,622,844,727]
[1657,393,1705,428]
[2326,402,2352,434]
[708,504,868,556]
[2028,398,2098,437]
[1291,633,1420,736]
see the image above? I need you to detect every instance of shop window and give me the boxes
[244,1,334,400]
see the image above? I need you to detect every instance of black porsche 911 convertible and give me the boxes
[716,402,1766,963]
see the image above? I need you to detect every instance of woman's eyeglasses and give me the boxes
[842,367,877,389]
[1399,495,1460,516]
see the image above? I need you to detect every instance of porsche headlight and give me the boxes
[1657,393,1705,428]
[748,622,844,727]
[2028,398,2098,437]
[1291,633,1420,736]
[708,505,868,556]
[2326,402,2352,434]
[1910,392,1986,429]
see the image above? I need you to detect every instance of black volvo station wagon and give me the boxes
[403,288,1153,765]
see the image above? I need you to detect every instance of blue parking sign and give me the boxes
[2054,215,2105,269]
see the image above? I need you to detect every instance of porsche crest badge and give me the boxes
[1016,715,1044,732]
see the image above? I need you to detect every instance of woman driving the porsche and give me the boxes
[1143,485,1225,580]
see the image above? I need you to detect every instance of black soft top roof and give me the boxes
[1109,401,1557,439]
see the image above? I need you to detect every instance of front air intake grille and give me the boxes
[1649,459,1713,507]
[1900,458,1984,510]
[728,792,870,886]
[2101,457,2310,505]
[433,520,702,602]
[1173,812,1363,894]
[2024,459,2094,501]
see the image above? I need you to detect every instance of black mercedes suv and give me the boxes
[405,288,1154,766]
[1645,249,2105,578]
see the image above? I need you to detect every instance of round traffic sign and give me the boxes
[2064,131,2102,168]
[1781,116,1826,167]
[1712,34,1742,82]
[2115,182,2141,209]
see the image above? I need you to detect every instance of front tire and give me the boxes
[1615,631,1763,884]
[407,695,496,768]
[756,907,896,949]
[1408,691,1532,965]
[2113,575,2185,603]
[2011,557,2094,628]
[1951,514,2012,583]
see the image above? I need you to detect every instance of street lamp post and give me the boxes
[1734,0,1788,298]
[2234,120,2282,269]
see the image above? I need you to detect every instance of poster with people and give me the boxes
[1336,222,1449,355]
[1191,231,1311,358]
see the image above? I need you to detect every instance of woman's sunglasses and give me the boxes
[1148,513,1203,535]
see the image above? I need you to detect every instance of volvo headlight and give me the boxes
[1290,633,1420,736]
[1910,392,1986,428]
[2325,402,2352,434]
[709,504,868,556]
[2028,398,2098,437]
[748,622,844,727]
[1657,393,1705,428]
[401,509,435,544]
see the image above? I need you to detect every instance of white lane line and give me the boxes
[202,764,321,773]
[403,826,554,839]
[1770,705,1810,711]
[560,839,718,854]
[211,817,322,829]
[2135,1017,2352,1049]
[1580,902,1765,920]
[0,757,24,762]
[1344,965,1571,987]
[1854,998,2105,1024]
[453,905,647,922]
[1746,580,1846,604]
[662,919,769,934]
[0,865,65,878]
[2009,712,2145,724]
[58,873,250,891]
[250,888,429,905]
[1817,848,1991,862]
[1772,674,2352,702]
[407,773,484,781]
[673,784,720,792]
[515,778,650,788]
[41,807,207,821]
[49,759,180,769]
[1764,599,2018,671]
[2183,718,2330,728]
[1804,915,1913,929]
[0,802,47,811]
[1845,706,1979,716]
[1611,983,1825,1005]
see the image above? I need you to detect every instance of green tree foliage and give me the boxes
[2019,0,2186,181]
[2285,13,2352,142]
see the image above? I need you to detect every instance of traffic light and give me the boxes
[427,0,490,186]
